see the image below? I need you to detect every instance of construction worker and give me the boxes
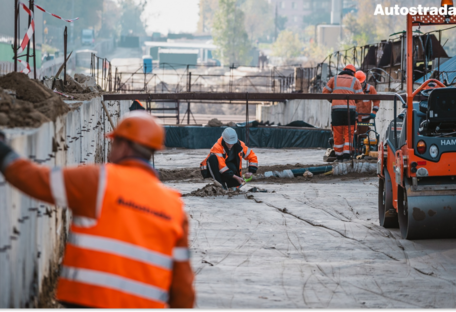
[0,112,195,308]
[200,127,258,190]
[355,71,380,137]
[323,64,363,161]
[129,99,146,111]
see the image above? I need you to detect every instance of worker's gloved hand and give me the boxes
[233,175,244,185]
[244,172,253,179]
[370,113,376,119]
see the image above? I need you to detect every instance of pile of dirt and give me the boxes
[183,183,241,197]
[206,118,238,128]
[159,168,201,181]
[0,88,50,127]
[0,72,69,124]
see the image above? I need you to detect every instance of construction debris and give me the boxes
[332,161,377,175]
[303,171,313,178]
[183,183,241,197]
[0,72,70,127]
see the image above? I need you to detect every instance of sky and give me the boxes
[143,0,200,35]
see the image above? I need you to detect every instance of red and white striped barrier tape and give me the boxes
[34,3,79,23]
[16,2,78,74]
[17,3,35,55]
[18,59,31,74]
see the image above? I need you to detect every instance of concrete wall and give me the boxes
[256,94,403,140]
[0,96,126,307]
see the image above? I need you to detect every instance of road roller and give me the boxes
[378,3,456,239]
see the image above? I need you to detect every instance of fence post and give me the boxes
[14,0,18,72]
[246,92,249,146]
[63,26,67,90]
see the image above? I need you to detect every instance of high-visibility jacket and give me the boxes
[200,137,258,178]
[323,74,363,126]
[2,157,195,308]
[357,84,380,120]
[56,163,186,308]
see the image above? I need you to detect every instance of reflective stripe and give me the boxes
[333,144,344,148]
[60,266,168,303]
[249,162,258,167]
[50,167,68,207]
[73,217,97,228]
[344,143,351,146]
[361,116,370,120]
[173,247,190,261]
[333,86,355,92]
[200,166,207,170]
[366,84,371,91]
[355,89,363,93]
[0,151,20,173]
[332,105,356,110]
[335,151,343,156]
[343,150,351,154]
[244,148,251,158]
[350,77,356,90]
[363,100,370,103]
[373,106,379,110]
[220,166,229,173]
[212,153,224,158]
[324,86,333,92]
[68,233,173,270]
[96,165,107,218]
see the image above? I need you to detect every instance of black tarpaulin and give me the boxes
[164,126,331,149]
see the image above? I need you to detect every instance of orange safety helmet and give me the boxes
[355,71,366,83]
[344,64,356,73]
[106,111,165,150]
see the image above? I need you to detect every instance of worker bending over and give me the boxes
[323,64,363,161]
[0,112,195,308]
[200,127,258,190]
[355,71,380,136]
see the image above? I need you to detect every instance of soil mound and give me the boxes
[0,88,50,127]
[159,168,201,181]
[183,183,241,197]
[0,72,69,122]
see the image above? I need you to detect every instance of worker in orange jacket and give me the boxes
[200,127,258,190]
[323,64,363,161]
[355,71,380,136]
[0,112,195,308]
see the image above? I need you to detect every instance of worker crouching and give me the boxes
[0,112,195,308]
[200,127,258,190]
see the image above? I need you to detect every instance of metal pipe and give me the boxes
[64,26,67,89]
[14,0,18,72]
[31,0,36,79]
[26,0,32,68]
[246,93,249,146]
[406,14,414,149]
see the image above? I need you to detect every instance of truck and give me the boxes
[81,29,95,46]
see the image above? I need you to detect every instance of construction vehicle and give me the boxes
[378,1,456,239]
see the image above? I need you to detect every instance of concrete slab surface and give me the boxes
[165,149,456,309]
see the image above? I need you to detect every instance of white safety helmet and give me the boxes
[222,127,238,144]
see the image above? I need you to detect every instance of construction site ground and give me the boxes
[160,148,456,309]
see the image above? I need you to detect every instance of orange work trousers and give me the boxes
[332,125,355,159]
